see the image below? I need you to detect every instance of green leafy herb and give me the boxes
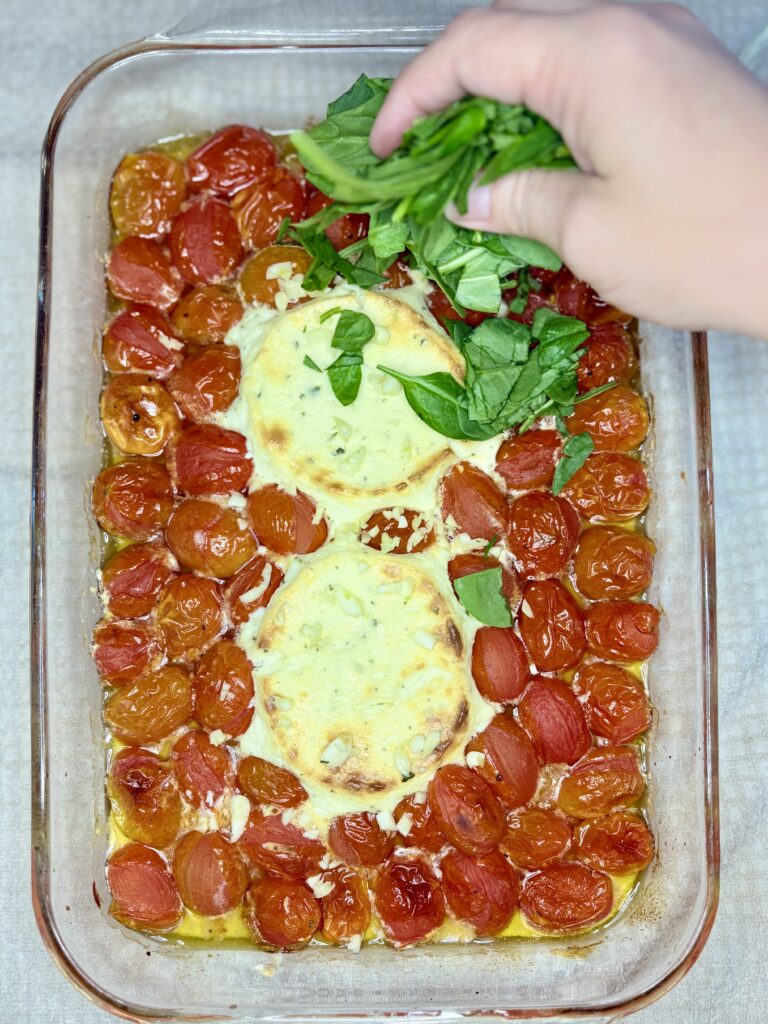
[275,215,292,244]
[552,432,594,494]
[376,366,498,441]
[482,535,499,558]
[453,567,512,627]
[331,310,376,352]
[303,355,323,373]
[319,306,345,324]
[327,352,364,406]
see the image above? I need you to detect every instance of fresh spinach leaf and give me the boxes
[303,355,323,373]
[331,310,376,352]
[327,352,363,406]
[319,306,345,324]
[453,567,512,627]
[482,535,500,557]
[376,366,498,441]
[552,432,594,494]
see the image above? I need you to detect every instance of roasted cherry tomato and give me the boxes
[110,151,187,238]
[100,376,180,456]
[165,498,256,578]
[92,459,174,541]
[108,843,183,932]
[517,677,591,765]
[103,304,183,378]
[553,268,632,326]
[101,542,177,618]
[441,849,519,936]
[170,729,234,808]
[238,810,324,879]
[427,286,489,328]
[92,619,163,687]
[232,166,306,249]
[504,283,553,325]
[558,745,645,818]
[521,862,613,931]
[576,812,654,873]
[585,600,661,662]
[518,579,586,672]
[360,507,435,554]
[237,756,307,809]
[576,324,637,393]
[571,661,650,743]
[441,462,509,542]
[501,808,572,869]
[427,764,505,855]
[224,555,284,625]
[171,284,244,343]
[107,236,183,310]
[169,424,253,496]
[247,484,328,555]
[382,258,412,289]
[329,813,396,868]
[567,386,649,453]
[187,125,277,196]
[156,574,224,662]
[393,794,446,853]
[173,830,249,916]
[107,746,182,847]
[495,430,561,490]
[374,855,445,946]
[239,245,313,307]
[169,196,243,284]
[167,345,241,422]
[507,491,580,579]
[448,553,520,610]
[321,866,371,944]
[245,878,321,950]
[105,665,193,745]
[305,188,370,251]
[562,452,651,522]
[471,626,529,703]
[574,525,655,600]
[466,714,539,809]
[193,639,255,737]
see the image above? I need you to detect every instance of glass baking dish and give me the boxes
[30,2,719,1021]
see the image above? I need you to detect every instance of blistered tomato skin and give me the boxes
[104,665,193,745]
[110,151,187,239]
[237,756,307,809]
[576,324,637,393]
[232,166,306,249]
[92,459,174,541]
[92,620,164,687]
[167,346,241,422]
[101,542,177,618]
[247,484,328,555]
[187,125,277,196]
[100,376,180,457]
[576,812,654,873]
[567,386,649,453]
[448,553,520,610]
[441,849,520,936]
[517,677,591,765]
[224,555,284,625]
[466,714,539,809]
[108,843,183,932]
[572,661,650,743]
[374,856,445,946]
[165,498,257,578]
[518,579,586,672]
[169,424,253,496]
[171,729,234,808]
[239,245,313,306]
[305,188,370,251]
[471,627,529,704]
[507,492,580,579]
[173,830,249,917]
[107,747,182,848]
[501,808,573,870]
[169,196,243,285]
[321,866,371,944]
[563,452,651,522]
[428,764,505,855]
[441,462,510,542]
[245,878,321,950]
[193,640,255,737]
[521,863,613,931]
[329,813,396,868]
[171,284,244,343]
[238,811,324,879]
[558,745,646,818]
[394,794,447,853]
[103,305,183,378]
[574,525,655,600]
[360,508,435,554]
[496,430,561,490]
[585,600,661,662]
[156,575,224,663]
[107,236,183,310]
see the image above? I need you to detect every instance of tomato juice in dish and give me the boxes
[94,119,657,951]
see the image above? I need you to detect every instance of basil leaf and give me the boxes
[331,310,375,353]
[574,380,619,404]
[376,366,498,441]
[327,352,363,406]
[303,355,323,372]
[454,567,512,627]
[552,432,594,494]
[482,535,500,557]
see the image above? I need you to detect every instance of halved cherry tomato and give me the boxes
[100,376,180,456]
[232,166,306,249]
[558,745,645,818]
[239,245,313,307]
[518,579,586,671]
[441,462,509,542]
[427,286,489,328]
[169,424,253,496]
[566,386,649,453]
[496,430,561,490]
[585,601,661,662]
[247,484,328,555]
[92,459,174,540]
[501,808,572,869]
[156,574,224,662]
[574,525,655,600]
[360,508,435,554]
[245,877,321,949]
[101,542,177,618]
[173,830,249,916]
[521,862,613,931]
[170,729,234,808]
[441,849,519,936]
[507,491,580,579]
[237,756,307,809]
[427,764,505,855]
[103,304,183,378]
[576,812,654,873]
[165,498,256,578]
[224,555,284,625]
[576,324,637,393]
[471,626,529,703]
[107,236,183,310]
[393,794,446,853]
[105,665,193,745]
[562,452,651,522]
[238,810,324,879]
[374,856,445,946]
[466,714,539,809]
[107,746,182,847]
[193,639,254,737]
[108,843,183,932]
[110,151,187,238]
[187,125,277,197]
[92,619,163,687]
[572,661,650,743]
[321,866,371,944]
[305,188,370,252]
[448,553,520,610]
[517,677,591,765]
[167,345,241,422]
[171,284,244,343]
[381,258,412,289]
[329,813,396,868]
[169,196,243,284]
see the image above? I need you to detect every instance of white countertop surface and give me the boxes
[3,0,768,1020]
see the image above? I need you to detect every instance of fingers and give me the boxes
[493,0,599,11]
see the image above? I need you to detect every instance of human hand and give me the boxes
[371,1,768,336]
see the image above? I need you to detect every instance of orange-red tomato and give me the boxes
[170,729,234,808]
[517,677,591,765]
[232,166,306,249]
[247,484,328,555]
[193,639,254,736]
[156,574,224,662]
[574,525,655,600]
[101,542,177,618]
[553,268,632,327]
[108,843,183,932]
[92,619,163,687]
[165,498,256,578]
[381,258,412,289]
[167,345,241,422]
[427,286,489,328]
[169,424,253,496]
[558,745,646,818]
[305,188,370,252]
[238,811,325,879]
[501,808,572,869]
[173,830,249,916]
[107,746,182,847]
[374,856,445,945]
[576,812,654,873]
[572,661,650,743]
[92,459,174,540]
[105,665,193,745]
[428,764,505,855]
[393,794,447,853]
[496,430,561,490]
[171,284,244,343]
[441,849,519,936]
[107,236,183,310]
[441,462,510,541]
[238,245,313,307]
[169,196,243,284]
[448,553,520,610]
[224,555,284,625]
[110,151,187,238]
[471,626,529,704]
[505,288,553,326]
[187,125,277,197]
[329,813,396,868]
[237,756,307,809]
[562,452,651,522]
[521,863,613,931]
[566,386,649,453]
[245,878,321,949]
[518,579,586,671]
[466,714,539,809]
[321,866,371,944]
[360,508,435,554]
[100,376,180,456]
[576,324,637,393]
[585,601,661,662]
[507,491,580,579]
[103,304,183,378]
